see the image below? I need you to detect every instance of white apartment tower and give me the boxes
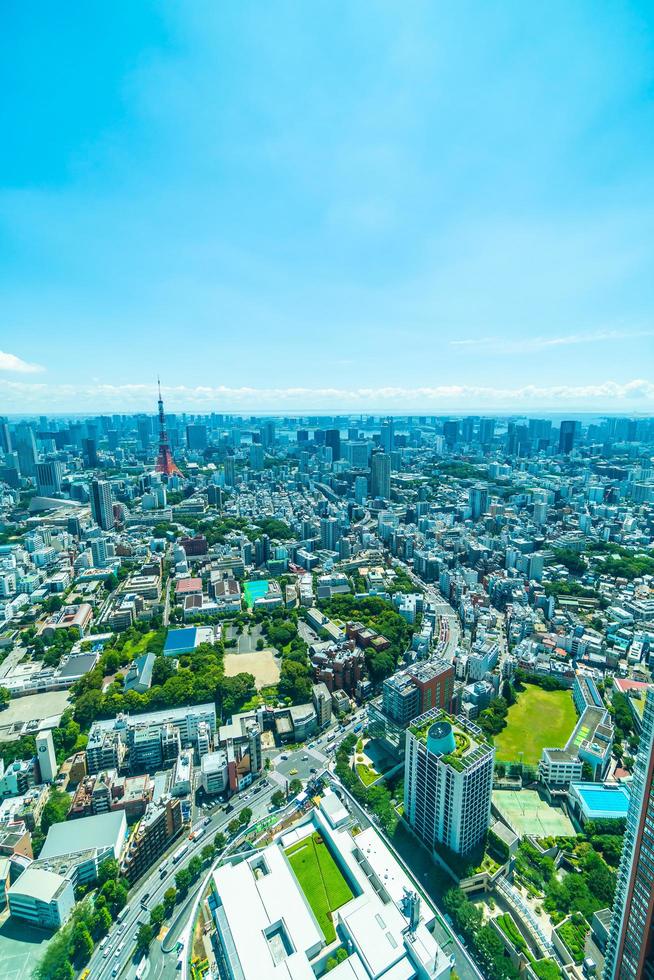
[404,709,494,856]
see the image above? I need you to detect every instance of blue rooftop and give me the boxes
[164,627,198,655]
[571,782,631,821]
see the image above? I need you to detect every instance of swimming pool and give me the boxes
[244,580,269,608]
[571,782,630,821]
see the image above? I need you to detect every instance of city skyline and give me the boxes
[2,2,654,413]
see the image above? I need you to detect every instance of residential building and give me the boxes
[404,710,494,855]
[90,479,114,530]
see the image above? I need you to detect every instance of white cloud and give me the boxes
[0,377,653,412]
[449,329,654,354]
[0,350,44,374]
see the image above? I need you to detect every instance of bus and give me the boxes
[172,842,189,864]
[135,957,148,979]
[117,906,130,923]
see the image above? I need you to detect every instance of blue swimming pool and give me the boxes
[573,783,630,820]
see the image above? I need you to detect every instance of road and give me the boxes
[88,780,279,980]
[392,559,461,660]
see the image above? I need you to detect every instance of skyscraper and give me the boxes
[559,420,577,454]
[380,418,395,454]
[224,456,236,487]
[186,423,208,451]
[90,479,114,530]
[13,423,38,478]
[249,443,265,470]
[36,461,64,496]
[604,692,654,979]
[404,709,494,856]
[468,484,489,520]
[370,452,391,499]
[324,428,341,461]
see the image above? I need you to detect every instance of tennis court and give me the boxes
[493,789,575,838]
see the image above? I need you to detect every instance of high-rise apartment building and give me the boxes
[404,709,494,856]
[604,693,654,979]
[36,731,58,783]
[371,453,391,499]
[90,479,114,531]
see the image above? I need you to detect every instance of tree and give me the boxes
[41,789,72,834]
[90,904,112,940]
[201,842,215,863]
[100,877,128,916]
[228,818,241,836]
[271,790,285,809]
[214,831,226,851]
[0,686,10,709]
[175,867,192,896]
[163,886,177,914]
[150,904,165,930]
[136,923,154,954]
[239,806,252,826]
[188,855,203,880]
[70,922,94,965]
[97,858,120,886]
[289,778,302,795]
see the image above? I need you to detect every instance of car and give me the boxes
[103,949,111,959]
[204,816,211,825]
[301,755,308,761]
[310,767,317,773]
[289,768,298,775]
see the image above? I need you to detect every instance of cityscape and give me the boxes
[3,4,654,980]
[0,403,653,980]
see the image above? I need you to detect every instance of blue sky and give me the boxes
[1,0,653,413]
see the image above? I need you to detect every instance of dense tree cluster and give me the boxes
[443,888,520,979]
[317,594,412,681]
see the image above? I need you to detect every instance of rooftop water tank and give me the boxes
[427,721,456,756]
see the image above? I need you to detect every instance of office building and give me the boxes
[604,693,654,979]
[224,456,236,487]
[209,806,451,980]
[13,423,38,478]
[370,452,391,499]
[201,751,229,795]
[90,479,114,530]
[380,417,395,453]
[8,867,75,929]
[36,461,63,496]
[36,731,57,784]
[404,710,494,855]
[249,442,265,470]
[82,437,98,468]
[559,420,577,454]
[324,428,341,461]
[186,423,208,451]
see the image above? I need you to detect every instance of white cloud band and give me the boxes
[0,378,652,412]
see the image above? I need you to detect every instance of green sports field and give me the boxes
[494,685,577,765]
[285,832,353,941]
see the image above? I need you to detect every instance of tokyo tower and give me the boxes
[154,378,182,478]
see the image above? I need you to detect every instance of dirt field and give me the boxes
[224,649,280,687]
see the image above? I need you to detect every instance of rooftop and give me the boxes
[39,810,126,861]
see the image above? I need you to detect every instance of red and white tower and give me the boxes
[154,378,182,478]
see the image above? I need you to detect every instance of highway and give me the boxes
[88,779,278,980]
[87,713,365,980]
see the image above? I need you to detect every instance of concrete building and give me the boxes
[201,751,229,796]
[35,731,57,784]
[8,866,75,930]
[404,710,494,856]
